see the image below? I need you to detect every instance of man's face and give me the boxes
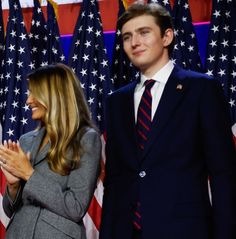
[122,15,172,75]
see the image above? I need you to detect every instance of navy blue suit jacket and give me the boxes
[100,66,236,239]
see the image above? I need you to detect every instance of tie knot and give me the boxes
[144,79,155,90]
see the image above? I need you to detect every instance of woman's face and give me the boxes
[26,92,47,121]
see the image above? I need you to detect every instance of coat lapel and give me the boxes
[121,81,143,164]
[30,127,50,166]
[142,66,188,159]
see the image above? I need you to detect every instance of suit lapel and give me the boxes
[30,127,50,166]
[142,66,188,159]
[122,81,143,164]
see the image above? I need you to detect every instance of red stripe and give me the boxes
[140,107,151,121]
[0,172,6,195]
[138,118,150,131]
[142,96,151,109]
[87,196,102,230]
[137,130,147,141]
[0,221,6,239]
[133,221,141,230]
[146,89,152,98]
[134,211,141,218]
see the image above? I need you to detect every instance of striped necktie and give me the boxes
[136,79,155,150]
[133,79,155,231]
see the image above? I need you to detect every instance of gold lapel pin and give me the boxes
[176,84,183,90]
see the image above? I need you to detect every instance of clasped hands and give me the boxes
[0,140,34,183]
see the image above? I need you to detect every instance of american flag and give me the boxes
[0,1,6,237]
[46,0,65,64]
[148,0,172,13]
[28,0,48,69]
[111,0,139,90]
[205,0,236,145]
[68,0,113,238]
[0,0,5,125]
[149,0,202,71]
[0,0,37,237]
[171,0,202,71]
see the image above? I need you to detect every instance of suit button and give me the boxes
[139,171,146,178]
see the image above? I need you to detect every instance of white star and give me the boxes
[12,101,19,108]
[91,69,98,76]
[229,99,235,107]
[84,40,91,48]
[18,47,25,54]
[209,40,217,48]
[213,10,221,18]
[99,74,105,81]
[7,129,14,137]
[184,3,189,9]
[29,62,35,70]
[219,54,227,62]
[6,58,13,65]
[60,55,65,62]
[211,25,219,33]
[221,40,229,48]
[88,12,94,19]
[17,61,23,68]
[72,54,78,61]
[86,26,93,34]
[188,45,194,52]
[19,33,27,40]
[116,44,120,51]
[8,44,15,51]
[225,11,231,18]
[232,56,236,64]
[21,118,28,125]
[14,87,20,95]
[223,25,230,32]
[207,55,215,63]
[206,70,213,76]
[5,73,11,80]
[80,68,87,76]
[88,97,94,105]
[23,104,30,111]
[52,47,58,55]
[218,69,225,77]
[75,40,80,46]
[82,54,89,62]
[97,115,101,121]
[89,83,97,91]
[9,115,16,123]
[16,74,21,81]
[101,60,108,67]
[230,84,236,92]
[95,30,101,37]
[231,71,236,78]
[11,17,17,23]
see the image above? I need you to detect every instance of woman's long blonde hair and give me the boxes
[28,63,95,175]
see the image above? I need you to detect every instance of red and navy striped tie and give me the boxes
[136,79,155,150]
[133,79,155,231]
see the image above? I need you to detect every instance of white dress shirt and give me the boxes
[134,61,174,122]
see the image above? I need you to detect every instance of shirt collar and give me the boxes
[140,60,174,86]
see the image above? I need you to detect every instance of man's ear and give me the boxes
[163,28,174,47]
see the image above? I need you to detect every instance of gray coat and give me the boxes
[3,127,101,239]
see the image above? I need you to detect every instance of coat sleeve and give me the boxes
[200,79,236,239]
[21,129,101,223]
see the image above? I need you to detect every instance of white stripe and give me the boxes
[93,179,104,207]
[1,0,103,9]
[232,123,236,137]
[83,213,99,239]
[0,194,10,227]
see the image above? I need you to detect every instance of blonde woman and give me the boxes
[0,63,101,239]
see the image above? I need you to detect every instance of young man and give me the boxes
[100,2,236,239]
